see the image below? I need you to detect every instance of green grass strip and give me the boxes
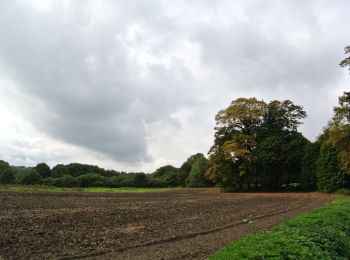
[0,184,176,193]
[210,199,350,259]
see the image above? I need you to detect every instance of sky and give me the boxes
[0,0,349,172]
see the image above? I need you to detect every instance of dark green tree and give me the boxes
[187,156,210,187]
[300,142,320,191]
[51,164,69,178]
[76,173,107,187]
[0,160,10,173]
[34,163,51,178]
[153,165,179,186]
[256,132,308,190]
[316,144,346,193]
[20,170,42,185]
[178,153,205,186]
[0,168,15,184]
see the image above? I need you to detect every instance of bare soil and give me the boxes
[0,189,331,259]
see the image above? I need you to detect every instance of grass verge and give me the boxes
[0,184,176,193]
[210,199,350,259]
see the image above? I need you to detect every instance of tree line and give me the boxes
[0,45,349,193]
[0,153,212,188]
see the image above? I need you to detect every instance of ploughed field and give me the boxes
[0,189,331,259]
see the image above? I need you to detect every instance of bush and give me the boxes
[210,200,350,259]
[0,168,15,184]
[20,170,42,185]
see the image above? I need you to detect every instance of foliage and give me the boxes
[76,173,107,187]
[34,163,51,178]
[316,144,346,193]
[178,153,205,187]
[210,200,350,259]
[153,165,179,187]
[186,156,210,187]
[43,175,77,187]
[0,168,15,184]
[51,164,69,178]
[256,131,308,190]
[207,97,307,191]
[0,160,10,173]
[300,142,320,190]
[51,163,108,178]
[20,170,42,185]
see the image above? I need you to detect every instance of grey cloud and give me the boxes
[0,0,349,168]
[0,0,195,164]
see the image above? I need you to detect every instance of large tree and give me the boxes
[207,97,307,191]
[207,98,266,191]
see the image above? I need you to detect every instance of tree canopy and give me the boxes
[207,97,307,191]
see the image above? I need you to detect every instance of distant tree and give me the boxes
[187,156,211,187]
[0,160,10,173]
[56,175,77,187]
[178,153,205,186]
[153,165,179,186]
[316,144,346,193]
[20,170,42,185]
[51,164,69,178]
[0,168,15,184]
[133,173,148,187]
[66,163,105,177]
[34,163,51,178]
[76,173,107,187]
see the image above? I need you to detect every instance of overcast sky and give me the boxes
[0,0,349,172]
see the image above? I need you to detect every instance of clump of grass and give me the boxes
[210,199,350,259]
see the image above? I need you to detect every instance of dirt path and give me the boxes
[0,189,331,259]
